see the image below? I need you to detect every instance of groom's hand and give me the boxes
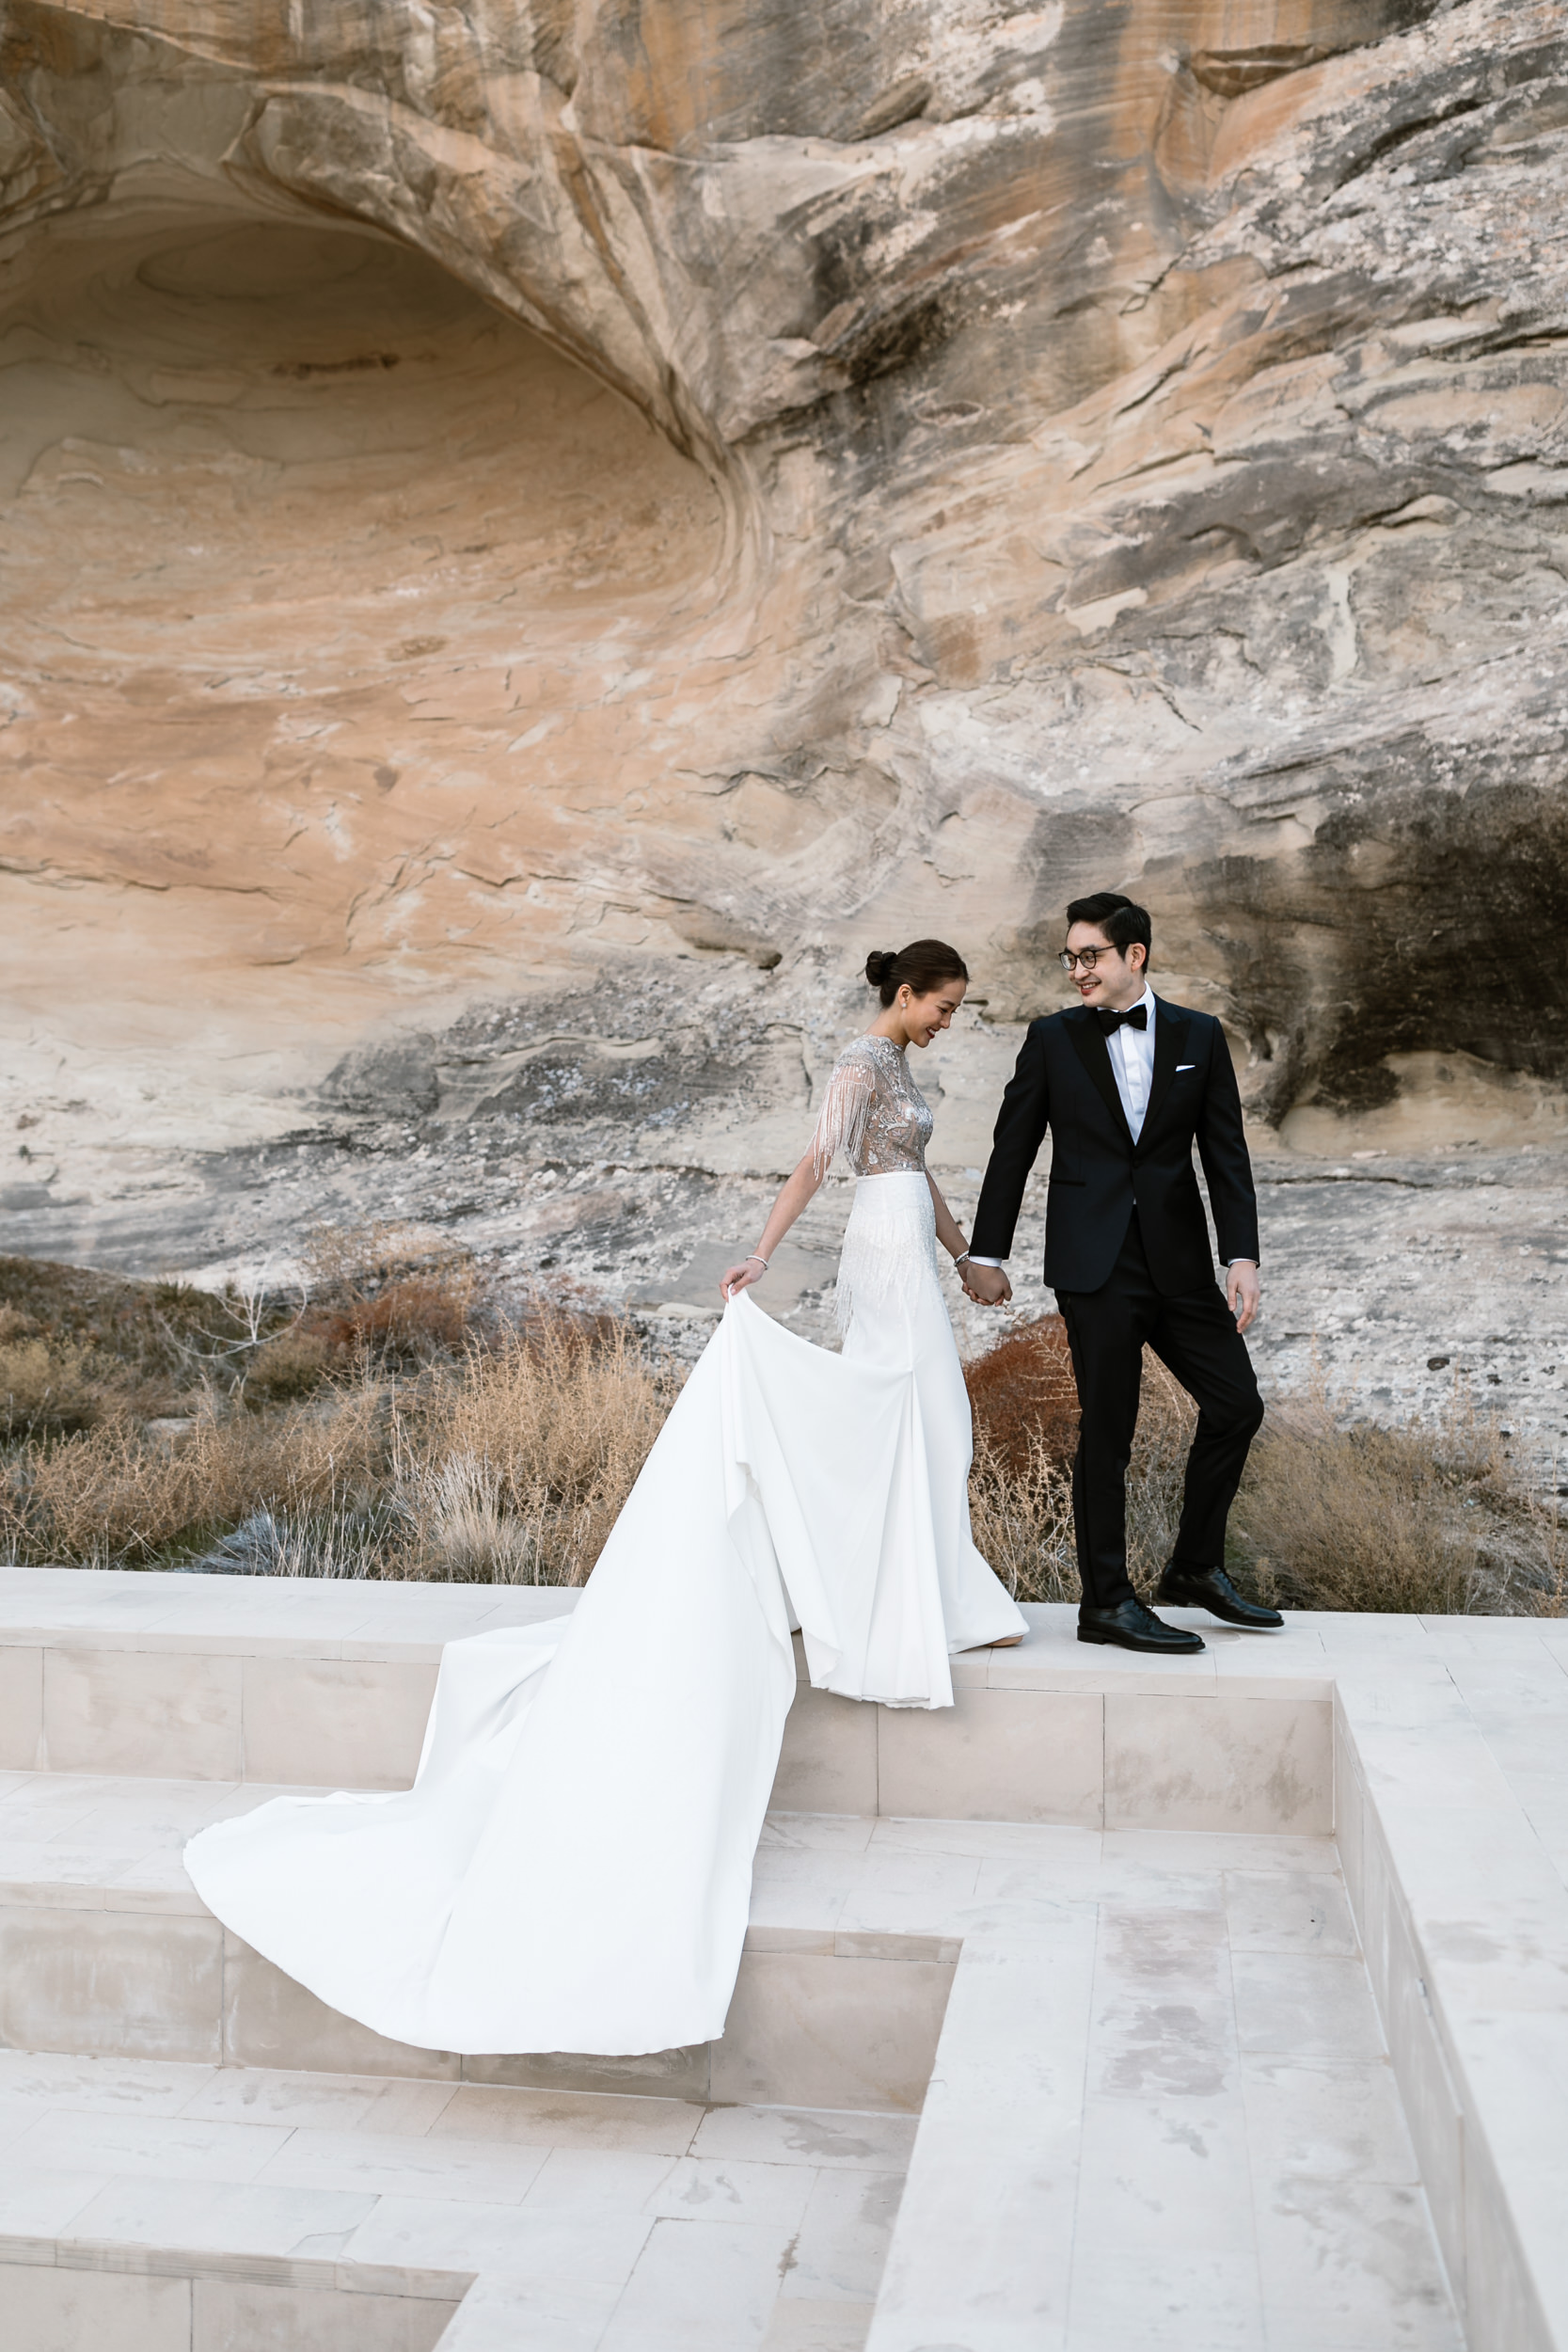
[1227,1259,1260,1335]
[964,1263,1011,1307]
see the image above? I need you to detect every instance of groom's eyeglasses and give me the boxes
[1058,946,1118,972]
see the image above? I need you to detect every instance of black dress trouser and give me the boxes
[1054,1213,1264,1613]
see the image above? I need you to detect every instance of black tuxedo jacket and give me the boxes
[971,997,1260,1295]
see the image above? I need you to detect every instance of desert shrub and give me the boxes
[964,1314,1079,1474]
[0,1384,393,1568]
[0,1256,266,1416]
[1229,1391,1566,1616]
[0,1292,671,1585]
[958,1318,1567,1617]
[308,1268,481,1365]
[0,1330,109,1435]
[0,1225,497,1439]
[194,1500,404,1581]
[965,1326,1196,1605]
[6,1238,1561,1618]
[277,1223,488,1375]
[243,1329,340,1406]
[388,1314,678,1584]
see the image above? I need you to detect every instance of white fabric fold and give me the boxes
[185,1188,1023,2060]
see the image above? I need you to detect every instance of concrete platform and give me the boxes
[3,1570,1568,2349]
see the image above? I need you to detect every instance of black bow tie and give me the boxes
[1095,1003,1148,1036]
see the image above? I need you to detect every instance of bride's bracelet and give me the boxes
[745,1252,769,1272]
[952,1249,972,1268]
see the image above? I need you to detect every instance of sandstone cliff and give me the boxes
[2,1,1567,1465]
[5,0,1567,1137]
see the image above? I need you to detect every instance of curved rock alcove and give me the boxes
[1,196,735,998]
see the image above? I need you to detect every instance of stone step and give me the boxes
[0,2050,915,2352]
[0,1772,955,2111]
[7,2233,468,2352]
[0,1569,1336,1836]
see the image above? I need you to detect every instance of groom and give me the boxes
[964,892,1280,1653]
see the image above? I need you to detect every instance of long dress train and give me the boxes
[184,1047,1023,2056]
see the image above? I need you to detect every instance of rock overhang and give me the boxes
[1,0,1566,1174]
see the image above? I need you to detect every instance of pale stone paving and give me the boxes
[0,2053,911,2352]
[10,1579,1568,2344]
[0,1777,1460,2350]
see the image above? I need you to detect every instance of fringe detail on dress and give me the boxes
[833,1174,942,1339]
[810,1055,875,1183]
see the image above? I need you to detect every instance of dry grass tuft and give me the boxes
[388,1315,678,1585]
[0,1384,392,1569]
[966,1427,1078,1604]
[0,1294,673,1585]
[1229,1388,1567,1616]
[243,1330,341,1406]
[0,1328,107,1437]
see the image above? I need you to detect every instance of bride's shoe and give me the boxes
[961,1634,1022,1650]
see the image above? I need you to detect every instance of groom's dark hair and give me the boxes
[1066,891,1151,967]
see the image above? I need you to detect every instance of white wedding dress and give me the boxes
[184,1034,1024,2056]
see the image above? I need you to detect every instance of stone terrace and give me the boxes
[1,1571,1566,2349]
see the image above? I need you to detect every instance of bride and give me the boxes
[185,938,1024,2058]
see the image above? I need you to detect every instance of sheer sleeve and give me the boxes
[810,1053,875,1180]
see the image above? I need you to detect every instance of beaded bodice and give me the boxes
[810,1034,934,1180]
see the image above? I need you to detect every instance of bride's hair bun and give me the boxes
[863,938,969,1007]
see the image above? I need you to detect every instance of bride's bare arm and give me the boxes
[926,1171,971,1265]
[721,1154,826,1298]
[722,1166,983,1301]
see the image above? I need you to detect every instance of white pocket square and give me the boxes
[1175,1062,1196,1071]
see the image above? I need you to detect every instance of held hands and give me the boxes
[1227,1258,1260,1335]
[962,1262,1012,1308]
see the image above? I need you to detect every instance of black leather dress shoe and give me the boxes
[1155,1561,1283,1629]
[1078,1598,1206,1654]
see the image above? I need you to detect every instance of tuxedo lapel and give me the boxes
[1066,1008,1132,1143]
[1142,998,1189,1136]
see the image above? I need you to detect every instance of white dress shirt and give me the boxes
[1105,985,1155,1140]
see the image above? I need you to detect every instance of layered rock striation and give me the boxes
[2,0,1566,1431]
